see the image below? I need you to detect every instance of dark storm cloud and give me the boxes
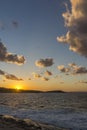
[0,41,25,65]
[35,58,54,67]
[57,0,87,57]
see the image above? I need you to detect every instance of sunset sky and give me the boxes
[0,0,87,92]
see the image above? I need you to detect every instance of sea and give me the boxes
[0,92,87,130]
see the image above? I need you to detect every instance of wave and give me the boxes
[0,105,87,130]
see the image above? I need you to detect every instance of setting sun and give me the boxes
[0,0,87,129]
[15,85,22,90]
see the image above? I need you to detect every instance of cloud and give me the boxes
[57,0,87,57]
[72,66,87,75]
[68,63,87,74]
[28,78,31,80]
[12,21,19,28]
[60,81,64,84]
[45,70,52,76]
[3,80,6,82]
[5,74,23,81]
[0,69,23,81]
[32,72,41,78]
[35,58,54,67]
[58,63,87,75]
[0,69,5,75]
[54,75,62,79]
[68,63,77,67]
[0,41,25,65]
[79,81,87,84]
[58,65,70,73]
[41,77,49,81]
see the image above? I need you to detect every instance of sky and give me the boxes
[0,0,87,92]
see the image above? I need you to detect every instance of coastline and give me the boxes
[0,115,69,130]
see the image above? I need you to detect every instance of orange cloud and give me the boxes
[45,70,52,76]
[35,58,54,68]
[58,63,87,75]
[0,69,23,81]
[32,72,41,78]
[41,77,49,81]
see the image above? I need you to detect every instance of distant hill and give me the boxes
[0,87,16,93]
[45,90,65,93]
[0,87,65,93]
[0,87,42,93]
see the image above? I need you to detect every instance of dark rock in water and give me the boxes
[0,115,69,130]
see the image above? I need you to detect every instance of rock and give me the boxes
[0,115,69,130]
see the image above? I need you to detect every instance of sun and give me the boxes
[15,85,22,90]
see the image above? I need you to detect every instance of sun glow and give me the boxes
[15,85,22,90]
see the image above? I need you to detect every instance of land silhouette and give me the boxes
[0,87,65,93]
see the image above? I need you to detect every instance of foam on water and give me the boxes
[0,93,87,130]
[0,105,87,130]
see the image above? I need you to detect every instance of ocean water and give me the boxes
[0,92,87,130]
